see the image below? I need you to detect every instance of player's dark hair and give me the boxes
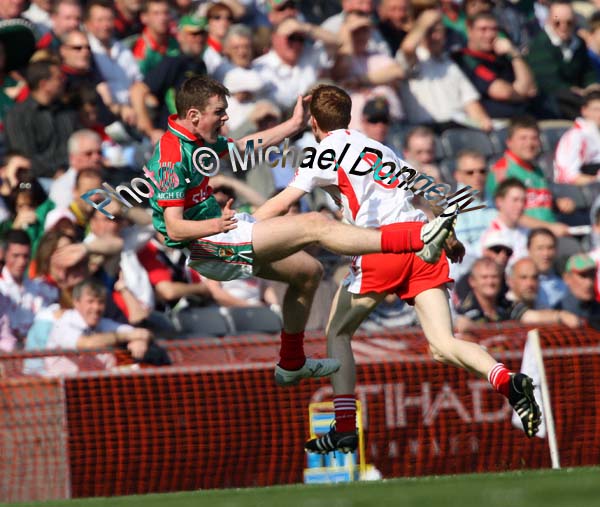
[507,115,539,139]
[527,227,557,249]
[494,177,526,200]
[309,84,352,132]
[176,75,230,117]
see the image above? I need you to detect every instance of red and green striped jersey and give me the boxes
[146,115,232,248]
[132,28,180,76]
[487,150,556,223]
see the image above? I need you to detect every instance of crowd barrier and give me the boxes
[1,323,599,502]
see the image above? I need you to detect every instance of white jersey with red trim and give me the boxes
[289,129,426,227]
[554,118,600,184]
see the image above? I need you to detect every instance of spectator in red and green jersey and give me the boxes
[486,115,573,239]
[131,0,179,76]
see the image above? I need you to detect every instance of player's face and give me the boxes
[193,95,229,143]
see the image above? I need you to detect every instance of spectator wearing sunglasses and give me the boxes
[253,17,338,111]
[201,0,244,74]
[526,0,597,119]
[452,230,512,308]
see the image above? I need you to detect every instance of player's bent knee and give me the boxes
[292,258,324,290]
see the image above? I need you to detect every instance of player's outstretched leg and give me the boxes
[254,251,340,386]
[414,287,541,438]
[252,205,459,265]
[305,287,384,454]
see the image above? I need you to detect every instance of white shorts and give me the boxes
[186,212,257,281]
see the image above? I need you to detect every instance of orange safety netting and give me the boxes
[1,323,599,502]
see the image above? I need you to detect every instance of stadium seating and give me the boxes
[227,306,282,334]
[440,128,496,159]
[171,306,231,337]
[538,120,573,154]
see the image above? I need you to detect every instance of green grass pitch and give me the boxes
[5,467,600,507]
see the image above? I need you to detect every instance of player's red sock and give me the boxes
[334,395,357,432]
[380,222,424,254]
[488,363,511,397]
[278,330,306,371]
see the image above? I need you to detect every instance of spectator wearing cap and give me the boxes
[36,0,82,52]
[0,230,58,350]
[223,67,265,132]
[526,0,598,119]
[322,0,391,56]
[377,0,412,56]
[253,17,339,111]
[213,24,254,82]
[114,0,144,41]
[360,97,392,144]
[480,178,529,268]
[398,8,492,132]
[48,129,103,210]
[85,0,142,116]
[452,230,512,307]
[527,228,568,310]
[557,254,600,322]
[453,12,537,119]
[136,14,207,131]
[131,0,180,76]
[5,60,78,179]
[451,149,497,281]
[554,91,600,185]
[333,13,405,129]
[201,0,244,74]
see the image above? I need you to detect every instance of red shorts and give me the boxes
[345,225,453,303]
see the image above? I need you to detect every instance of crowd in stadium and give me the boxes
[0,0,600,369]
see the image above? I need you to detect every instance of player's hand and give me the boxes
[291,94,312,132]
[444,232,465,264]
[216,198,237,233]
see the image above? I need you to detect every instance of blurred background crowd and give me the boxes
[0,0,600,370]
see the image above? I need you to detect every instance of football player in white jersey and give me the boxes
[254,85,541,451]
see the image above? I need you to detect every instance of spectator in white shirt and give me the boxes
[0,230,58,349]
[45,279,152,375]
[23,0,52,33]
[554,91,600,185]
[49,130,103,209]
[481,178,530,267]
[253,17,338,111]
[84,0,141,122]
[398,8,492,131]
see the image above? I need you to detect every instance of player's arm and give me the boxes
[253,186,307,221]
[163,201,237,242]
[234,95,310,151]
